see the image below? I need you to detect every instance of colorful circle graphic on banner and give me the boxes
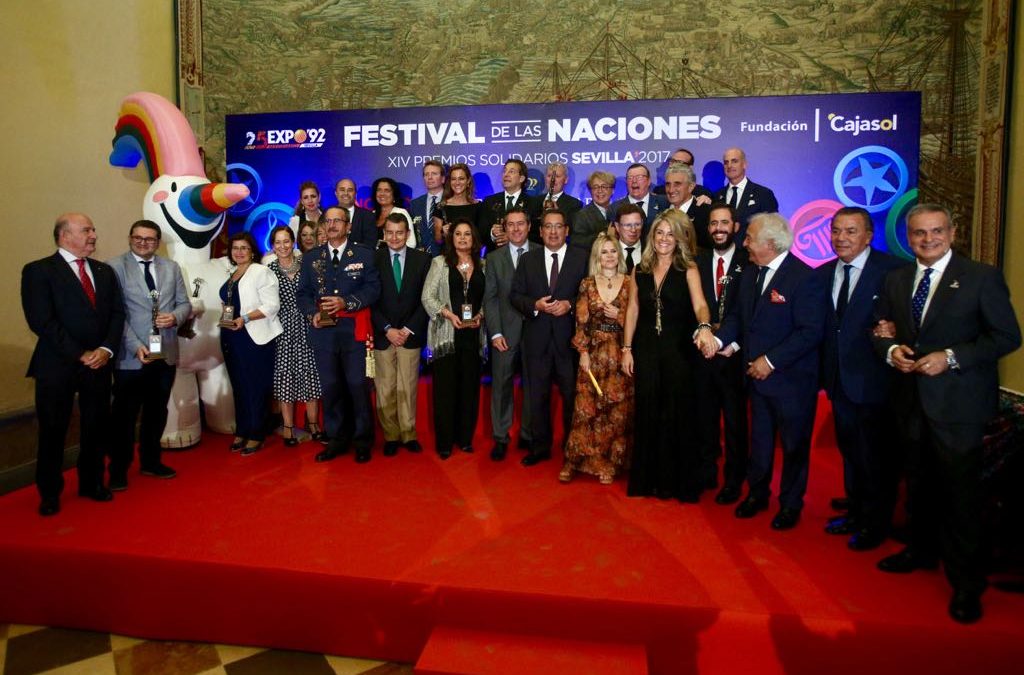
[242,202,295,252]
[789,199,845,268]
[885,188,918,261]
[225,163,262,215]
[833,145,908,213]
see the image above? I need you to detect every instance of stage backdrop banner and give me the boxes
[225,92,920,266]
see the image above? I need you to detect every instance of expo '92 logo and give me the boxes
[832,145,908,213]
[244,128,326,149]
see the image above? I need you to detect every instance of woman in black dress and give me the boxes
[421,219,485,459]
[621,210,717,501]
[431,163,480,248]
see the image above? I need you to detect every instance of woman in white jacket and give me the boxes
[219,231,284,455]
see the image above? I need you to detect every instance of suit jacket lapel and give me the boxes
[919,254,963,336]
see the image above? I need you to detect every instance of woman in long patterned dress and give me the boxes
[561,233,634,484]
[621,210,718,501]
[267,226,323,446]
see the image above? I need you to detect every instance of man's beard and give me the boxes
[712,235,734,252]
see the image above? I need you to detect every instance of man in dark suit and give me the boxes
[613,204,645,274]
[510,208,588,466]
[21,212,125,516]
[334,178,377,247]
[713,147,778,241]
[872,203,1020,624]
[713,212,827,530]
[483,207,534,460]
[654,148,713,200]
[816,207,908,551]
[477,159,540,247]
[108,220,192,490]
[571,170,615,253]
[694,204,749,504]
[297,206,382,463]
[664,163,712,251]
[407,160,445,256]
[371,213,430,456]
[540,162,582,225]
[609,163,668,242]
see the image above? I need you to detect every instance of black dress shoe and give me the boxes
[78,486,114,502]
[39,499,60,516]
[438,448,452,460]
[383,441,401,457]
[315,448,339,463]
[715,485,741,505]
[877,547,939,574]
[949,589,983,624]
[355,447,371,463]
[734,495,769,518]
[140,463,177,479]
[109,474,128,491]
[490,441,508,461]
[230,437,246,452]
[830,497,851,512]
[679,492,701,504]
[825,515,858,535]
[848,528,886,551]
[404,440,422,453]
[521,451,551,467]
[771,507,801,530]
[460,445,474,453]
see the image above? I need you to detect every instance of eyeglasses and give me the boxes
[542,224,567,231]
[617,222,642,230]
[590,184,612,191]
[131,236,159,244]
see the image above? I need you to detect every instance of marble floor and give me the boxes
[0,624,411,675]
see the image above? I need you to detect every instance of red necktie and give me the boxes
[715,256,725,300]
[76,258,96,308]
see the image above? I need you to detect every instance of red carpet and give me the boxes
[1,385,1022,674]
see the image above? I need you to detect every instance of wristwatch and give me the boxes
[944,348,960,370]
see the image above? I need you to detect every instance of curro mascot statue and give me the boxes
[110,92,249,447]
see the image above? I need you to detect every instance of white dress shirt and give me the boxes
[832,247,870,308]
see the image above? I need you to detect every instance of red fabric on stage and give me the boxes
[0,388,1021,674]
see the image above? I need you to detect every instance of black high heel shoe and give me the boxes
[305,415,326,443]
[230,437,246,452]
[282,426,298,447]
[240,441,264,456]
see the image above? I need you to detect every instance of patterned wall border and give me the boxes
[974,0,1014,265]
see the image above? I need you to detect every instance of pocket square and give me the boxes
[747,198,756,206]
[949,280,960,289]
[769,289,786,304]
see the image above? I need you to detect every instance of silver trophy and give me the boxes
[148,289,165,359]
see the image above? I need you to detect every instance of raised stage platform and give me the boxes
[1,391,1022,674]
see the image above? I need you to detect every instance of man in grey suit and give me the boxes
[483,206,533,460]
[108,220,191,489]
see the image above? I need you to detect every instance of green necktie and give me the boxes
[392,252,402,291]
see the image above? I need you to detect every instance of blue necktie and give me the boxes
[141,260,156,292]
[911,268,933,329]
[836,264,851,319]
